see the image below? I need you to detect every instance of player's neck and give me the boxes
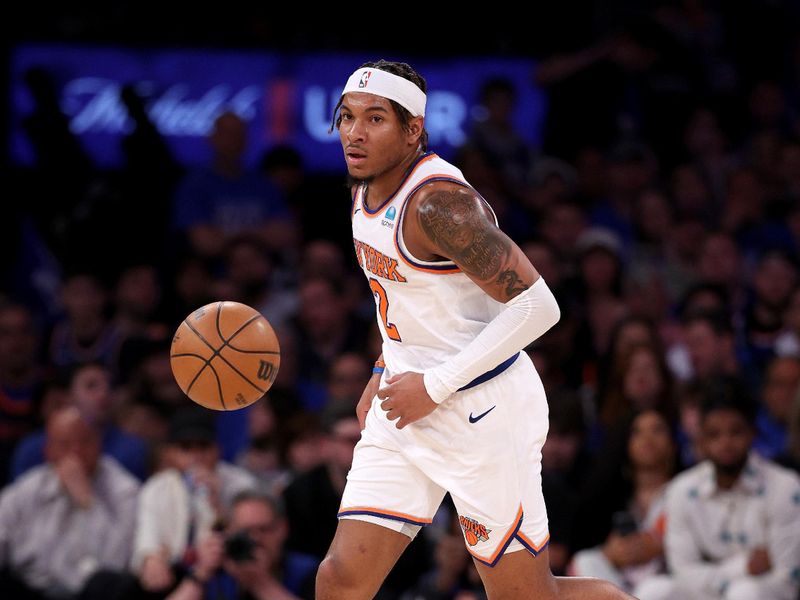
[363,147,425,210]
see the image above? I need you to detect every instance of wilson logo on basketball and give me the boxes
[458,515,491,546]
[257,360,277,383]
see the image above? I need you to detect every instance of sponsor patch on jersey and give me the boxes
[459,515,492,546]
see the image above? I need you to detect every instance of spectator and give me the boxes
[223,234,297,331]
[167,491,317,600]
[132,406,258,595]
[775,285,800,357]
[0,406,139,599]
[172,111,293,260]
[282,411,360,558]
[570,409,677,596]
[235,398,291,496]
[291,276,369,411]
[743,251,798,372]
[400,513,484,600]
[541,390,590,575]
[671,310,739,382]
[48,271,122,371]
[571,227,629,390]
[755,356,800,459]
[636,377,800,600]
[599,342,674,430]
[11,362,148,481]
[466,77,532,197]
[0,303,44,485]
[324,352,371,414]
[112,264,166,340]
[776,383,800,473]
[595,316,661,401]
[674,378,708,467]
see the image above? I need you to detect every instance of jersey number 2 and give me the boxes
[369,278,402,341]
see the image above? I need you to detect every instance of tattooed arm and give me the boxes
[376,182,560,426]
[412,183,538,301]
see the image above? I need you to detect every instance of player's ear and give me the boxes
[406,116,424,145]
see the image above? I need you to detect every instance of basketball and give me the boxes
[170,301,280,411]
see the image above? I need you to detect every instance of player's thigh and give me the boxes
[318,518,411,593]
[473,548,634,600]
[473,545,558,600]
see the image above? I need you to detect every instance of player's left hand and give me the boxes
[377,372,438,429]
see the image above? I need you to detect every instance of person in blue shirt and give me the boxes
[173,111,295,261]
[11,362,148,481]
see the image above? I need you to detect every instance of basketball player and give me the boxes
[317,60,634,600]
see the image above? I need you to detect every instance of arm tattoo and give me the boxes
[497,269,529,297]
[416,187,529,301]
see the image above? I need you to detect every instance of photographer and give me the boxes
[168,492,317,600]
[133,407,258,595]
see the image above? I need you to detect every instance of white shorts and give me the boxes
[339,352,551,567]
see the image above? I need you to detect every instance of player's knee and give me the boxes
[315,553,362,594]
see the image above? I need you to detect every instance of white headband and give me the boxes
[341,67,426,117]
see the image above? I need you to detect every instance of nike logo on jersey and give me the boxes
[354,208,362,215]
[469,406,496,423]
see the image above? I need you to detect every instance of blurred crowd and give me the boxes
[2,2,800,599]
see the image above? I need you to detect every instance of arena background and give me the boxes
[0,2,799,599]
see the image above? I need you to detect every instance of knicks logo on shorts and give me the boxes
[458,515,492,546]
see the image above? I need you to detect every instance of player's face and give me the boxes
[338,92,415,181]
[701,409,753,476]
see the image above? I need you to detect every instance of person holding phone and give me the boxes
[569,410,677,594]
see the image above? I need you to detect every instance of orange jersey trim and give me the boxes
[465,505,524,567]
[516,531,551,553]
[338,505,433,527]
[393,174,468,274]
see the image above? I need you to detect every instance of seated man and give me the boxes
[11,361,148,481]
[132,406,258,595]
[168,491,317,600]
[0,406,140,599]
[636,377,800,600]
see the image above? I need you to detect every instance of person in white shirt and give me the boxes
[132,407,258,595]
[636,376,800,600]
[0,406,139,599]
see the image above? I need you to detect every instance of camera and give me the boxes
[224,529,256,562]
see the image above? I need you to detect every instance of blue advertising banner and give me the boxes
[10,45,546,171]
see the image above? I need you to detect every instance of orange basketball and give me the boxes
[170,301,280,411]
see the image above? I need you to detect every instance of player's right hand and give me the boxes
[356,372,381,430]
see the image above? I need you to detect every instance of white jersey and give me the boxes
[345,153,551,565]
[351,151,507,376]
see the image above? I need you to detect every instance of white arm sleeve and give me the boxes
[422,276,560,404]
